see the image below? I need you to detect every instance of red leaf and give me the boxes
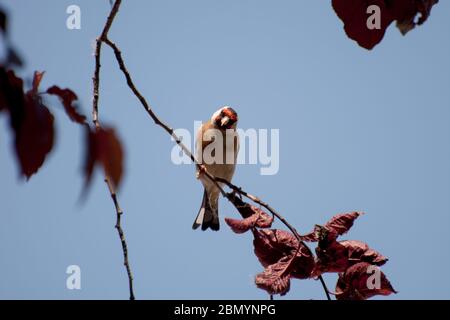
[314,240,388,276]
[343,240,387,265]
[253,229,315,279]
[255,238,315,295]
[301,212,363,242]
[332,0,394,49]
[47,86,86,124]
[332,0,438,49]
[290,249,316,280]
[1,68,55,178]
[253,229,299,267]
[255,257,292,296]
[84,126,124,189]
[324,211,364,238]
[225,206,273,234]
[389,0,439,35]
[335,262,397,300]
[10,90,55,179]
[225,217,252,234]
[255,210,274,228]
[15,91,54,179]
[0,68,24,115]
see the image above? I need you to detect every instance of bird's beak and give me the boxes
[220,116,230,127]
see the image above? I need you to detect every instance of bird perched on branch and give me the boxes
[193,106,239,231]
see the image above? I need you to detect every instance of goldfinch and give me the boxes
[193,106,239,231]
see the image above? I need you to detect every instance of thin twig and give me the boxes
[105,178,135,300]
[92,0,135,301]
[93,0,122,129]
[319,275,332,300]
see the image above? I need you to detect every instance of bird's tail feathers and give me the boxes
[192,189,220,231]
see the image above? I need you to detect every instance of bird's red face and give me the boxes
[212,107,238,129]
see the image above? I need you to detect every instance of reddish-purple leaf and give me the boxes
[1,68,55,178]
[390,0,439,35]
[290,249,315,280]
[252,229,315,279]
[84,126,124,190]
[332,0,439,49]
[324,211,364,238]
[313,240,387,276]
[225,217,254,234]
[97,127,124,188]
[255,257,292,296]
[15,92,55,179]
[0,68,24,115]
[332,0,394,50]
[335,262,397,300]
[253,229,299,267]
[313,240,349,276]
[343,240,388,266]
[47,86,86,124]
[301,212,363,242]
[256,214,274,228]
[225,206,273,234]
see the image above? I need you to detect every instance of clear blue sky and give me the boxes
[1,1,449,299]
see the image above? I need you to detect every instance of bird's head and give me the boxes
[211,106,238,130]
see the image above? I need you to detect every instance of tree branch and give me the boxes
[105,178,135,300]
[92,0,122,129]
[92,0,135,301]
[98,0,331,301]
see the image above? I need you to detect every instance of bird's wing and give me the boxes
[234,130,240,160]
[196,121,217,166]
